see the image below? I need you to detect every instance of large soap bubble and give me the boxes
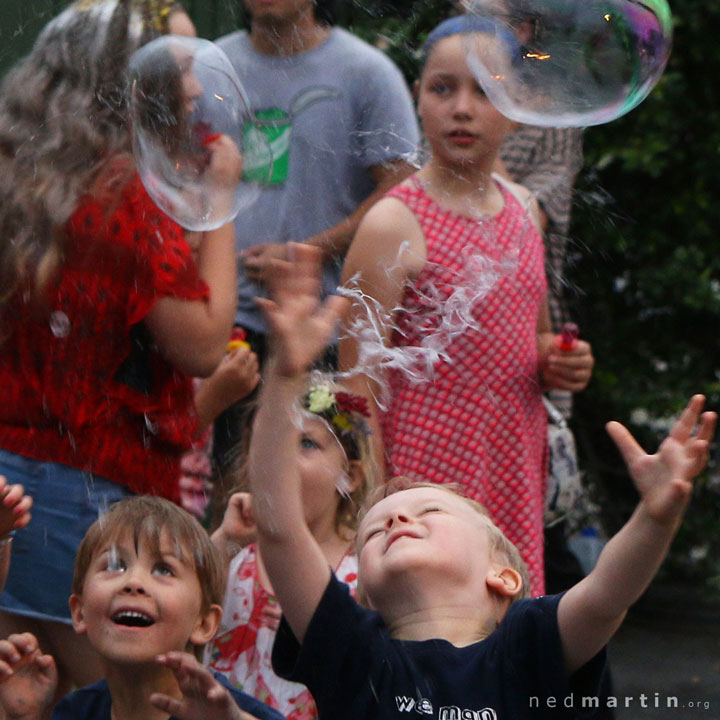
[128,36,271,231]
[462,0,673,127]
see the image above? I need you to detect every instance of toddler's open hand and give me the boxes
[151,652,258,720]
[0,476,32,539]
[0,633,57,720]
[607,395,716,525]
[256,242,348,377]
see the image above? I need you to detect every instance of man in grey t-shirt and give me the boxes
[220,0,419,334]
[210,0,419,488]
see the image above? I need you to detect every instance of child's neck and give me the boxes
[378,579,508,647]
[389,603,503,647]
[104,661,180,720]
[417,159,503,219]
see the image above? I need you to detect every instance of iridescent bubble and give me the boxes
[128,36,271,231]
[462,0,673,126]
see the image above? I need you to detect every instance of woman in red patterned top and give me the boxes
[339,16,594,596]
[0,0,237,699]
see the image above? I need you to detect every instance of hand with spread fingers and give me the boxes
[150,652,258,720]
[607,394,716,526]
[0,633,57,720]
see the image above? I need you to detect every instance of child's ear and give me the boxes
[189,603,222,646]
[69,593,87,635]
[346,460,365,493]
[486,566,523,599]
[413,78,420,102]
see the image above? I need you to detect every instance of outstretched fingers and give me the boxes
[605,420,645,471]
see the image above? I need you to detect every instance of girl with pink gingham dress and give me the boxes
[339,17,594,597]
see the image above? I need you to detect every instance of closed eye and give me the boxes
[420,507,442,515]
[362,527,383,545]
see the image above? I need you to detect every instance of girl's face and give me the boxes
[297,415,351,528]
[417,34,514,170]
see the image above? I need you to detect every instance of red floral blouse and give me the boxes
[0,173,208,499]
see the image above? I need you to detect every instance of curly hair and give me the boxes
[0,0,183,325]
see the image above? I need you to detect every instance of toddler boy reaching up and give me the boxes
[249,244,716,720]
[0,496,286,720]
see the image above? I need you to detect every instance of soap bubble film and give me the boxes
[462,0,673,127]
[128,35,271,231]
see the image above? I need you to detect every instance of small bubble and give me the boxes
[50,311,70,338]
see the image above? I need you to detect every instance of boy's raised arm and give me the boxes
[250,244,349,643]
[558,395,716,674]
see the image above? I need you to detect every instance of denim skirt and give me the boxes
[0,448,132,624]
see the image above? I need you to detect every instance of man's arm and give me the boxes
[306,160,415,262]
[557,396,716,674]
[243,160,416,285]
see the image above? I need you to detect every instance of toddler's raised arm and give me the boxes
[558,395,716,673]
[250,243,348,642]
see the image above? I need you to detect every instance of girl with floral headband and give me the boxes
[206,372,374,720]
[0,0,238,701]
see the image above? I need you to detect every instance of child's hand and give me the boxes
[150,652,257,720]
[242,243,288,286]
[205,134,243,189]
[0,633,57,719]
[208,348,261,404]
[0,476,32,539]
[217,492,256,548]
[255,242,349,377]
[607,395,716,525]
[538,333,594,392]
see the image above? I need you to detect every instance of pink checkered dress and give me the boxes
[381,175,548,596]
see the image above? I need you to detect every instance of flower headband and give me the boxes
[302,384,371,457]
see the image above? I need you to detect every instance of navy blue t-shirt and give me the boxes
[52,671,286,720]
[273,574,607,720]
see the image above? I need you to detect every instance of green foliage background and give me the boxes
[1,0,717,590]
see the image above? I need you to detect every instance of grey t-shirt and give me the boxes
[217,27,420,332]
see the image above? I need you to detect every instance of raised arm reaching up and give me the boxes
[250,244,348,642]
[558,395,716,673]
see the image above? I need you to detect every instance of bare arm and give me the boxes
[244,161,416,286]
[193,348,260,437]
[250,244,348,642]
[338,196,427,477]
[558,395,716,673]
[145,220,238,378]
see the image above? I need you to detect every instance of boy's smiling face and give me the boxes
[69,529,220,666]
[357,487,497,609]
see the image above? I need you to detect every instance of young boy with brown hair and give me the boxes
[0,496,286,720]
[248,243,715,720]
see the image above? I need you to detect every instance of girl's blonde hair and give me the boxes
[0,0,183,325]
